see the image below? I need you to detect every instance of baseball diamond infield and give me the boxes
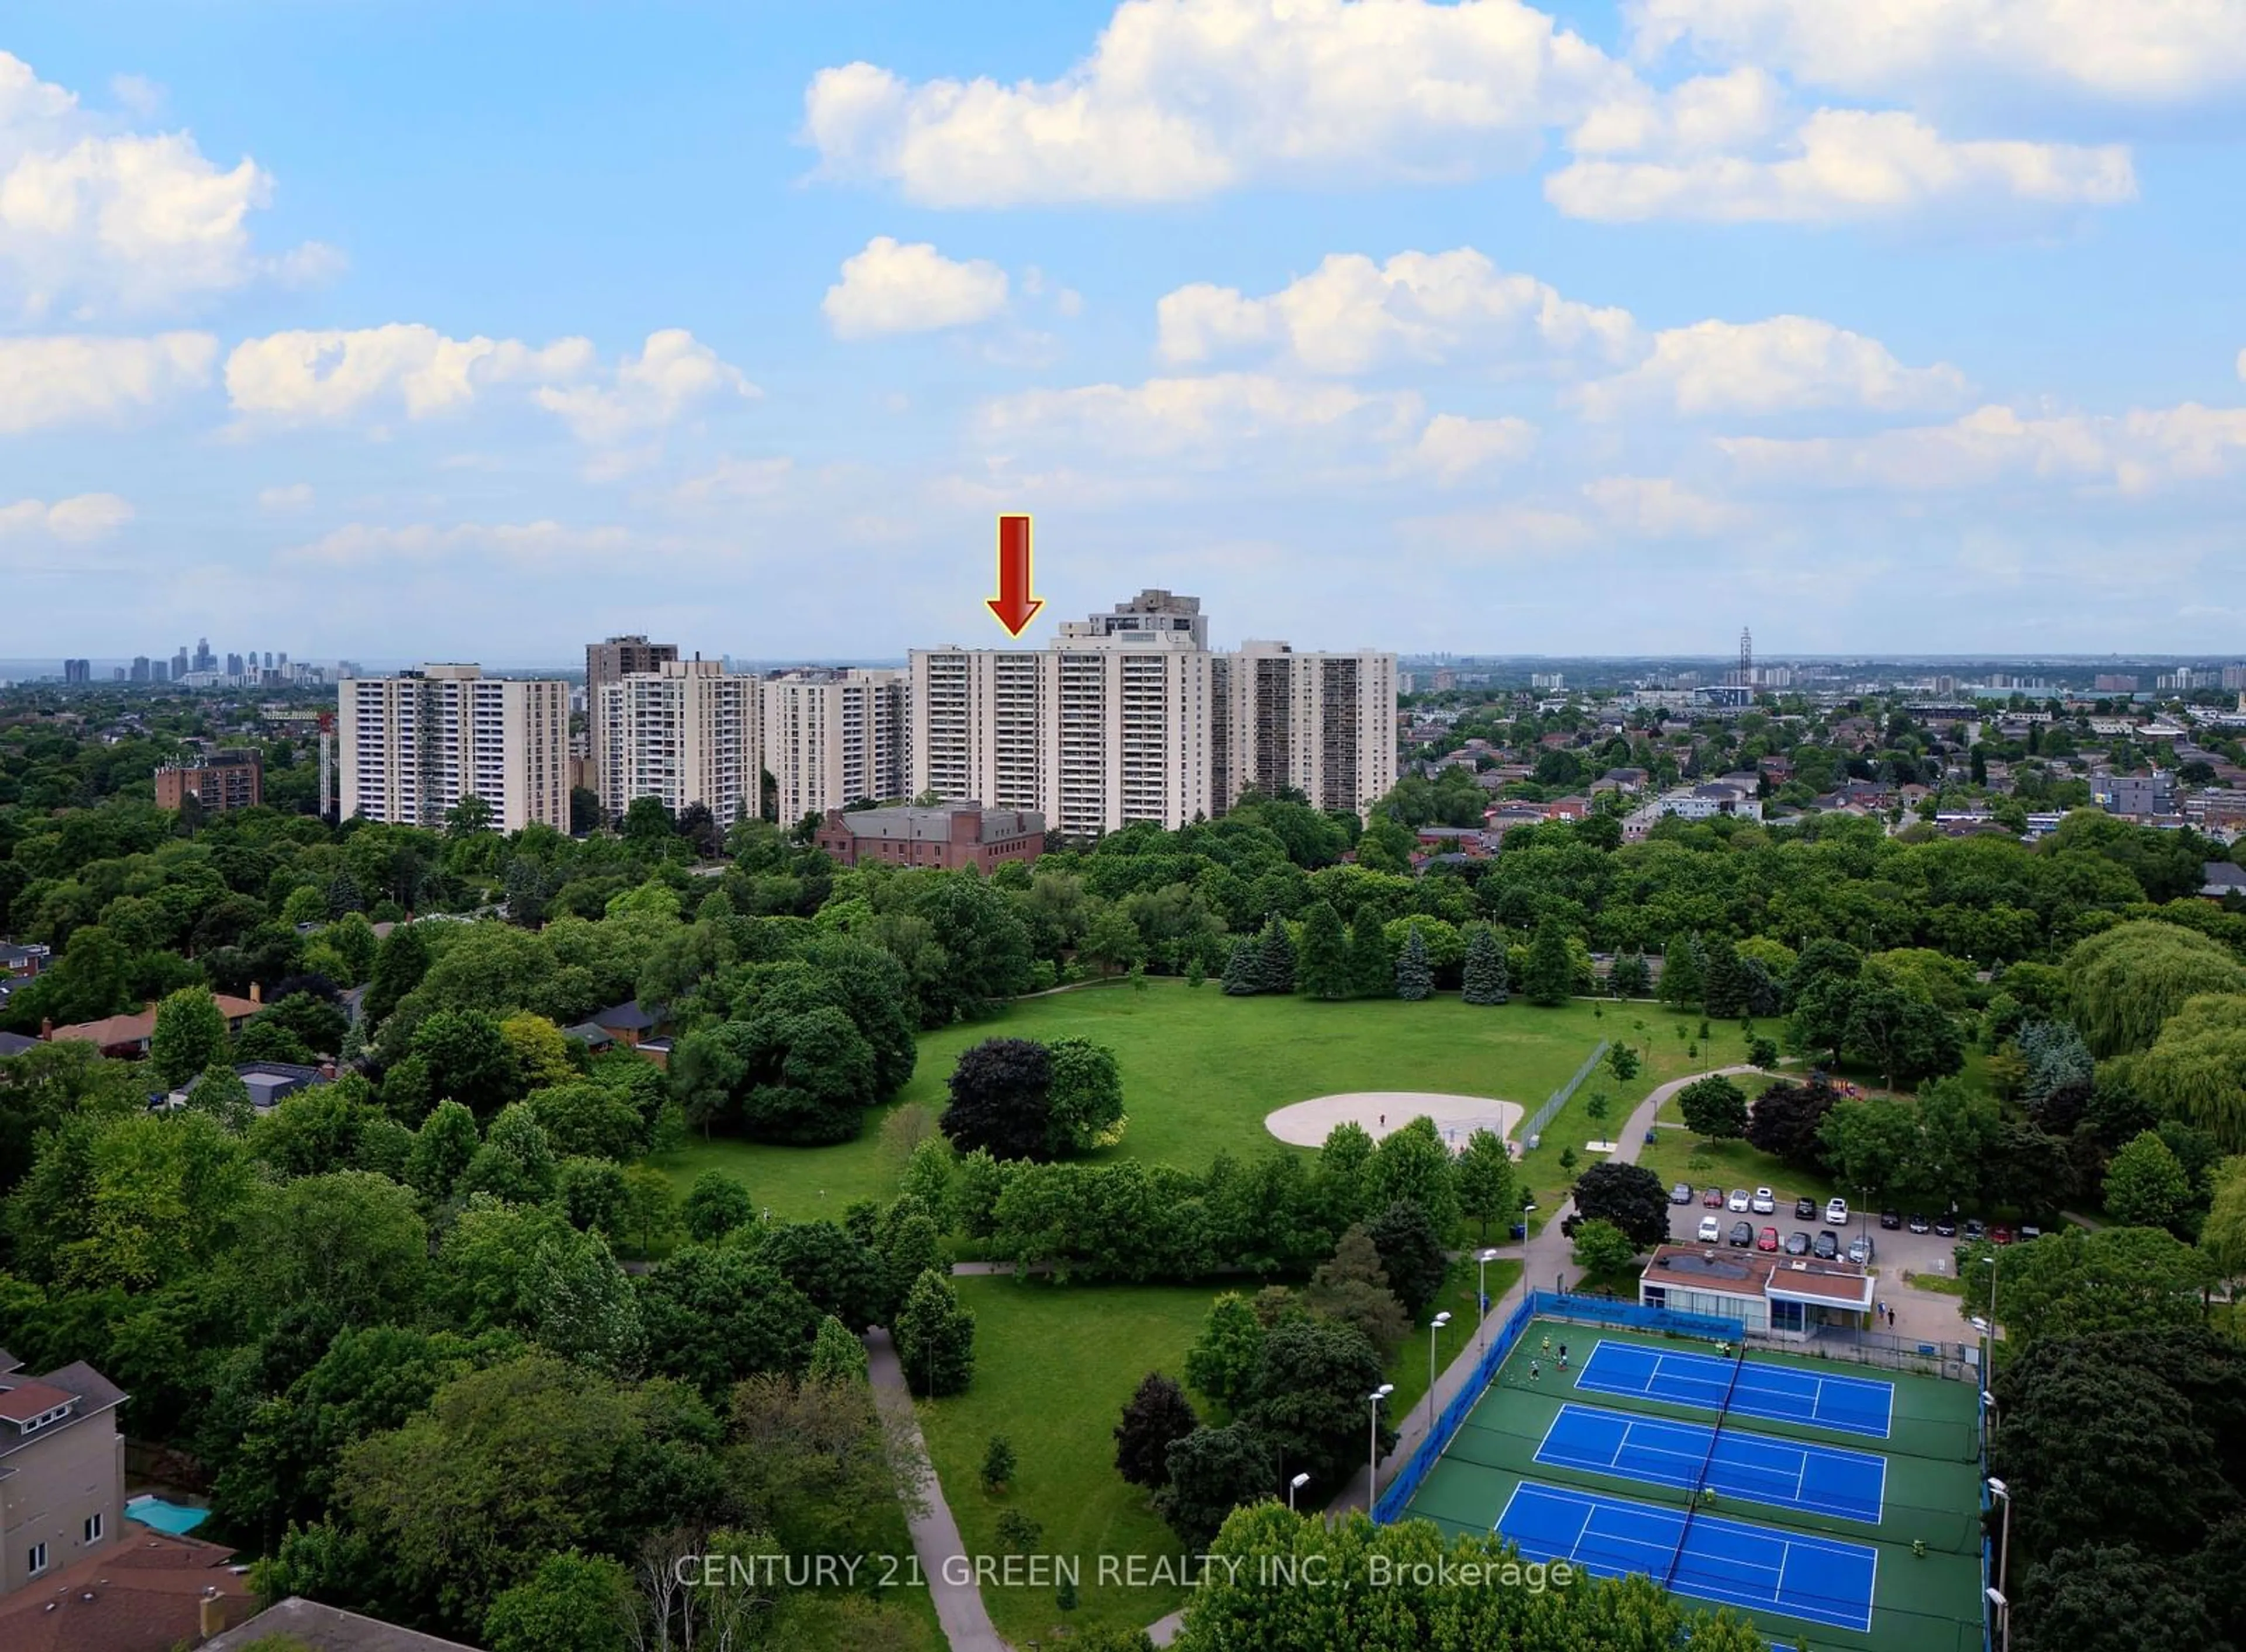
[1265,1091,1525,1148]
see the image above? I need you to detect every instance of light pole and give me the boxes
[1367,1384,1394,1514]
[1982,1389,1998,1433]
[1987,1587,2008,1652]
[1289,1471,1311,1515]
[1971,1315,1992,1389]
[1427,1312,1452,1430]
[1476,1249,1499,1351]
[1987,1478,2013,1604]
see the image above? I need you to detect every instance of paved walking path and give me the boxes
[865,1329,1007,1652]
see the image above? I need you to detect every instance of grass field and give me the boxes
[1382,1257,1527,1427]
[1403,1316,1985,1652]
[914,1278,1217,1645]
[649,982,1755,1224]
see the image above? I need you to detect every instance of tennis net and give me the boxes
[1661,1336,1747,1588]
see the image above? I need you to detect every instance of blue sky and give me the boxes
[2,0,2244,664]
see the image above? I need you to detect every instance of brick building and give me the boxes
[813,804,1045,872]
[152,750,263,814]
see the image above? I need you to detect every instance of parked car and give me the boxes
[1991,1224,2014,1246]
[1963,1218,1986,1241]
[2018,1223,2044,1241]
[1907,1212,1931,1234]
[1698,1215,1723,1243]
[1670,1182,1694,1205]
[1751,1187,1776,1214]
[1879,1209,1901,1230]
[1785,1230,1811,1256]
[1813,1230,1841,1260]
[1934,1213,1959,1237]
[1848,1235,1876,1264]
[1757,1226,1780,1252]
[1728,1189,1752,1213]
[1729,1221,1756,1249]
[1794,1196,1818,1221]
[1703,1187,1725,1208]
[1825,1197,1850,1226]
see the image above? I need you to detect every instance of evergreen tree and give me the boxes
[981,1433,1017,1493]
[1460,925,1509,1005]
[1346,910,1391,999]
[1521,916,1574,1007]
[1255,914,1297,996]
[1220,940,1259,996]
[1296,901,1351,1001]
[1393,923,1433,1001]
[1701,937,1748,1020]
[894,1268,976,1397]
[1658,933,1706,1011]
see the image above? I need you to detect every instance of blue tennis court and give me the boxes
[1535,1402,1887,1523]
[1497,1479,1879,1633]
[1575,1341,1895,1439]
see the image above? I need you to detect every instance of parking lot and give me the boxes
[1661,1179,2006,1348]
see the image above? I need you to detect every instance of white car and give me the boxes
[1825,1196,1850,1226]
[1750,1187,1776,1214]
[1727,1188,1752,1212]
[1697,1215,1723,1244]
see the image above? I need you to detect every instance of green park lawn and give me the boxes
[1380,1256,1526,1425]
[914,1278,1217,1645]
[649,981,1758,1223]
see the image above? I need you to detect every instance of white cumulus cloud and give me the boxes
[226,324,596,423]
[278,519,649,570]
[1401,413,1539,483]
[803,0,1628,205]
[1575,315,1970,417]
[257,482,314,512]
[1157,249,1639,374]
[0,491,134,542]
[532,329,758,444]
[1628,0,2246,111]
[824,236,1011,337]
[1547,108,2135,223]
[0,331,216,432]
[1721,400,2246,494]
[0,50,332,318]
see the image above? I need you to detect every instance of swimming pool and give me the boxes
[125,1494,211,1534]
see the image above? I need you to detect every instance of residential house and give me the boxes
[202,1596,480,1650]
[1413,826,1496,857]
[2203,861,2246,901]
[0,1352,128,1598]
[0,943,49,979]
[0,1523,252,1651]
[46,994,263,1059]
[0,1032,37,1058]
[159,1061,335,1116]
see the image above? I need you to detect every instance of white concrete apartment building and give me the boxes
[597,658,762,825]
[339,664,569,833]
[761,669,909,825]
[584,634,678,795]
[910,592,1393,835]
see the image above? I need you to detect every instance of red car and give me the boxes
[1701,1187,1724,1208]
[1990,1225,2015,1245]
[1756,1226,1780,1252]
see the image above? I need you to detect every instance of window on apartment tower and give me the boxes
[28,1541,47,1575]
[85,1512,103,1543]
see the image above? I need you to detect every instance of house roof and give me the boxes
[50,996,261,1048]
[562,1022,616,1047]
[2204,861,2246,893]
[0,1521,251,1652]
[201,1596,483,1650]
[42,1359,129,1412]
[0,1030,39,1057]
[591,999,659,1032]
[0,1378,74,1420]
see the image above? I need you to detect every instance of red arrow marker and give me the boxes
[986,513,1043,637]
